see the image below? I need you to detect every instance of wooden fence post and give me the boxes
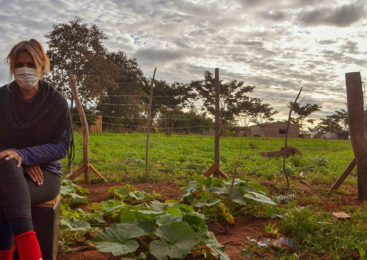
[214,68,220,167]
[204,68,227,179]
[346,72,367,200]
[67,75,107,183]
[282,87,302,187]
[145,68,157,182]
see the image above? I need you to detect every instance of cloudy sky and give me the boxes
[1,0,366,123]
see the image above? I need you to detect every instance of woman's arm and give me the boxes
[15,129,70,166]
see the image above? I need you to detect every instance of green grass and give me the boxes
[64,132,355,184]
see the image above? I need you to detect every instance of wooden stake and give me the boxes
[214,68,220,168]
[228,167,237,202]
[346,72,367,200]
[204,68,227,179]
[327,158,356,196]
[68,75,107,183]
[282,88,302,187]
[145,68,157,183]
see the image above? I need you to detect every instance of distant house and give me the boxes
[240,121,300,138]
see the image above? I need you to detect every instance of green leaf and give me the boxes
[95,240,139,256]
[156,214,182,226]
[128,191,147,201]
[99,199,125,213]
[150,222,198,259]
[149,200,169,212]
[208,186,228,195]
[166,206,182,216]
[120,209,156,233]
[70,193,88,205]
[96,223,147,243]
[137,209,164,216]
[230,187,247,206]
[60,217,91,232]
[91,215,106,225]
[60,184,74,196]
[194,198,221,208]
[181,180,198,198]
[108,186,128,200]
[241,248,253,257]
[182,213,207,233]
[201,231,230,260]
[244,191,276,205]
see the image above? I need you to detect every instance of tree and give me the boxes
[96,51,147,131]
[156,108,213,135]
[45,17,109,104]
[290,102,322,134]
[190,71,277,132]
[311,109,348,136]
[146,80,195,135]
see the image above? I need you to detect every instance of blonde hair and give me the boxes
[6,39,50,81]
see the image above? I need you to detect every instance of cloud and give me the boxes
[0,0,367,123]
[297,1,366,27]
[234,40,264,47]
[340,40,360,54]
[258,10,287,21]
[134,47,188,67]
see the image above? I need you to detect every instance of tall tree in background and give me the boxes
[45,17,109,104]
[190,71,277,133]
[97,51,147,130]
[311,109,348,136]
[240,99,277,126]
[290,102,322,134]
[147,80,195,135]
[156,108,213,135]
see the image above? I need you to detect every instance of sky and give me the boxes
[0,0,366,124]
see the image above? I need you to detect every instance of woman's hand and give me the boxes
[0,149,22,167]
[24,165,43,186]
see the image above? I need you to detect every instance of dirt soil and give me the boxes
[57,179,360,260]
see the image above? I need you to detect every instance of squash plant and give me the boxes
[180,176,276,223]
[94,200,230,259]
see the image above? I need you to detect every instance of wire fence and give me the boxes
[67,72,363,183]
[69,130,355,183]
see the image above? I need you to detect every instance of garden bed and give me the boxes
[57,178,361,259]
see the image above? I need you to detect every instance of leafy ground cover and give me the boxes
[57,178,363,259]
[57,133,366,259]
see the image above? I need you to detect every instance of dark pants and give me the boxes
[0,158,60,250]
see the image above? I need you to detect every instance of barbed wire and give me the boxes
[80,132,352,149]
[71,114,213,121]
[100,94,190,99]
[101,122,213,130]
[94,93,351,106]
[82,141,352,151]
[97,103,201,108]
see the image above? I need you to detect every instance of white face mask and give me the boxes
[14,67,39,90]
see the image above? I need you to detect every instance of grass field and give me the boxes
[67,132,355,184]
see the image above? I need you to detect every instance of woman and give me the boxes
[0,39,73,260]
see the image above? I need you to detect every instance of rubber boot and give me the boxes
[14,231,42,260]
[0,246,15,260]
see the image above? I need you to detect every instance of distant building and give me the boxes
[240,121,300,138]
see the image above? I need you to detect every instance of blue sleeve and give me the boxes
[16,130,70,167]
